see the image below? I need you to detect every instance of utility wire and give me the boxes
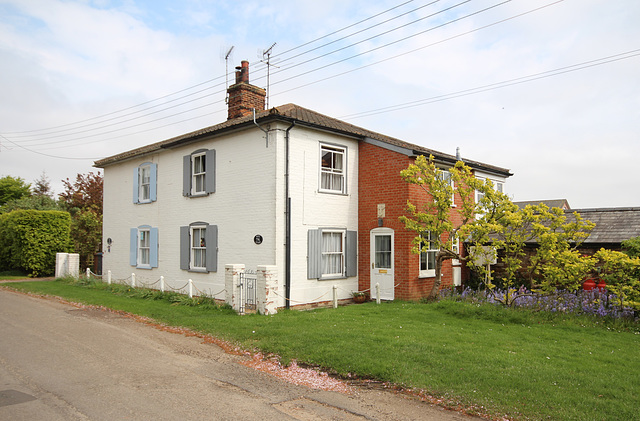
[339,49,640,120]
[3,0,499,146]
[2,0,422,137]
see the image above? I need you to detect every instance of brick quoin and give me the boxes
[358,142,466,301]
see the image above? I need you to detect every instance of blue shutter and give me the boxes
[150,163,157,202]
[129,228,138,266]
[205,224,218,272]
[346,230,358,277]
[307,229,322,279]
[150,227,159,268]
[205,149,216,194]
[182,155,191,196]
[180,226,190,270]
[132,167,139,204]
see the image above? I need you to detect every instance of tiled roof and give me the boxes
[571,207,640,244]
[514,199,571,210]
[94,103,511,176]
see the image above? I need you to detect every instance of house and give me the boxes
[94,61,511,308]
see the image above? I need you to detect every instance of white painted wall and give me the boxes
[102,127,278,299]
[287,126,359,305]
[102,121,358,307]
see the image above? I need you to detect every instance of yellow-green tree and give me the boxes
[594,248,640,311]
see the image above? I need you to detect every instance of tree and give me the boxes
[0,175,31,207]
[33,171,53,197]
[59,172,103,215]
[400,155,496,299]
[400,155,596,302]
[621,236,640,259]
[70,209,102,270]
[58,172,103,270]
[594,248,640,312]
[0,195,63,214]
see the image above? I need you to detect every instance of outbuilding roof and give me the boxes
[572,207,640,244]
[94,103,511,177]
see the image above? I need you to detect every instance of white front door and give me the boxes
[370,228,394,300]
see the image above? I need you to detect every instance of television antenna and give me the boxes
[222,45,235,103]
[259,42,279,109]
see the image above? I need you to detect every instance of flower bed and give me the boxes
[442,286,637,320]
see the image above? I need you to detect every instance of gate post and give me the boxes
[225,264,245,313]
[256,265,278,315]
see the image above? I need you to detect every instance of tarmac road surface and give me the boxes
[0,288,486,420]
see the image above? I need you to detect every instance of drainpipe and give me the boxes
[253,108,269,147]
[284,121,295,309]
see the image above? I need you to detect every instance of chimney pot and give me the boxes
[227,60,266,120]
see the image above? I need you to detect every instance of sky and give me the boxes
[0,0,638,209]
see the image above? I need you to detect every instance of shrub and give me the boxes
[0,210,73,276]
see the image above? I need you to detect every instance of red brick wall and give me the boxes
[358,141,464,300]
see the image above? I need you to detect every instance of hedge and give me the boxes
[0,210,73,276]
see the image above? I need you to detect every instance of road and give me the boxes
[0,288,485,420]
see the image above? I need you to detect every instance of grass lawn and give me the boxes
[4,279,639,421]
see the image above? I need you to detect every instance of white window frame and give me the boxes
[419,231,438,278]
[138,164,151,202]
[191,152,206,195]
[319,144,346,194]
[438,169,455,206]
[451,234,460,266]
[190,226,207,270]
[321,230,345,278]
[475,176,504,203]
[138,228,150,267]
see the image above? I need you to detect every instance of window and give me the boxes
[139,229,150,266]
[183,149,216,197]
[308,229,357,279]
[419,231,438,277]
[192,153,206,195]
[322,231,344,276]
[129,226,158,268]
[180,223,218,272]
[133,163,157,204]
[191,226,207,270]
[374,234,392,269]
[476,176,504,203]
[438,169,455,205]
[320,144,345,193]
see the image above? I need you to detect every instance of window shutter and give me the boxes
[179,226,190,270]
[182,155,191,196]
[346,230,358,277]
[307,229,322,279]
[129,228,138,266]
[132,167,139,204]
[205,149,216,194]
[150,227,159,268]
[150,163,157,202]
[205,224,218,272]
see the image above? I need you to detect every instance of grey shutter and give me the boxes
[205,149,216,194]
[150,227,159,268]
[205,224,218,272]
[346,230,358,277]
[132,167,139,204]
[307,229,322,279]
[179,226,190,270]
[150,163,157,202]
[182,155,191,196]
[129,228,138,266]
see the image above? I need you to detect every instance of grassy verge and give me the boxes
[4,279,639,421]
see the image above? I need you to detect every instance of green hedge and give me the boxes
[0,210,73,276]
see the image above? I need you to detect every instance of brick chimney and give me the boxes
[227,60,266,120]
